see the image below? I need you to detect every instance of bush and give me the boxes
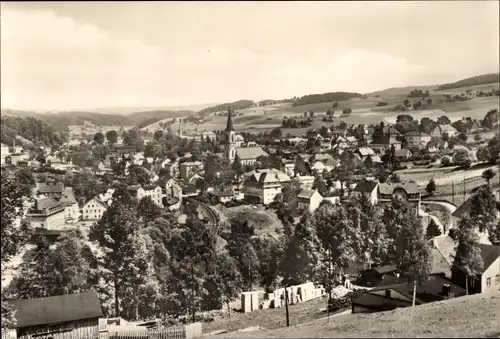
[327,289,366,312]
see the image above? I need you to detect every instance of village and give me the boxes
[1,101,499,339]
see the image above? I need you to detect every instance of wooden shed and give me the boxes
[8,291,103,339]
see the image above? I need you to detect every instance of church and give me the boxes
[224,106,268,166]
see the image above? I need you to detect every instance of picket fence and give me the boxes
[103,325,187,339]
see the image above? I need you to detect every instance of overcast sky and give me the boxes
[1,1,499,111]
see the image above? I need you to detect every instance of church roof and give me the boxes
[226,106,234,131]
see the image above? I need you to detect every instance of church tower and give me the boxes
[225,106,236,163]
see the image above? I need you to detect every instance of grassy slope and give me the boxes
[223,293,500,338]
[154,83,498,135]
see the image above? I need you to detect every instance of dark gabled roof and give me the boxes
[352,179,379,194]
[370,135,400,145]
[372,265,398,275]
[370,274,466,304]
[353,291,412,311]
[8,292,103,329]
[477,243,500,272]
[35,198,61,210]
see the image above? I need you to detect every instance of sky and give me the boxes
[1,1,499,111]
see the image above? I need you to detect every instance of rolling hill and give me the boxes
[0,108,194,131]
[217,293,500,338]
[437,73,499,91]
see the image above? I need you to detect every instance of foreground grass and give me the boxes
[220,293,500,338]
[202,296,330,334]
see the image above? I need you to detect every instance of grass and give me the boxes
[202,295,330,334]
[221,293,500,338]
[214,205,283,235]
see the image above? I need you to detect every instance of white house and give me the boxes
[243,168,291,205]
[351,179,380,205]
[404,131,431,147]
[82,197,109,221]
[297,189,323,212]
[129,185,164,208]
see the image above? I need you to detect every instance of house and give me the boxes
[451,243,500,294]
[235,147,269,166]
[356,147,375,160]
[404,130,431,147]
[430,124,458,138]
[202,131,217,141]
[9,153,24,166]
[1,143,10,165]
[59,187,81,223]
[352,274,466,314]
[311,160,326,174]
[164,160,180,178]
[45,155,62,167]
[346,136,358,146]
[369,136,401,153]
[429,235,499,294]
[165,178,183,200]
[452,189,500,221]
[182,183,199,197]
[128,185,164,208]
[297,189,323,212]
[210,186,237,203]
[313,154,338,172]
[82,197,109,221]
[243,168,291,205]
[294,175,315,190]
[394,148,413,161]
[351,179,379,205]
[179,161,204,180]
[7,292,103,339]
[26,198,66,230]
[109,144,137,161]
[357,265,399,287]
[382,125,402,139]
[36,182,65,198]
[378,181,421,211]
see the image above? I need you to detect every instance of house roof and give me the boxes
[378,181,420,195]
[477,243,500,273]
[244,168,291,184]
[357,147,375,156]
[405,130,430,137]
[429,247,452,276]
[236,147,268,160]
[353,291,412,311]
[352,179,379,194]
[394,148,412,157]
[371,155,382,163]
[36,197,61,210]
[298,189,318,200]
[370,274,466,304]
[372,265,398,275]
[38,182,64,194]
[383,126,402,135]
[8,292,103,329]
[439,124,458,133]
[370,136,400,145]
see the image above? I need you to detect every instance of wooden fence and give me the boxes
[102,325,187,339]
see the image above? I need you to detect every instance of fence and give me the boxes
[102,324,199,339]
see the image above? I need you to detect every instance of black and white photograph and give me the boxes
[1,1,499,338]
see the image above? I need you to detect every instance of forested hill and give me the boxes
[1,109,193,130]
[437,73,500,91]
[1,116,67,147]
[198,100,256,116]
[292,92,364,106]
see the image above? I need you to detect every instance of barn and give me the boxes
[7,292,103,339]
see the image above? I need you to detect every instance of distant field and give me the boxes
[141,81,499,133]
[223,293,500,338]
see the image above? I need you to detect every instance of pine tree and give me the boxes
[426,178,437,195]
[425,219,442,240]
[89,204,151,317]
[453,214,484,295]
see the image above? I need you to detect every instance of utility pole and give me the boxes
[463,177,466,202]
[452,181,455,204]
[284,286,290,327]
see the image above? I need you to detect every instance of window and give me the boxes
[496,275,499,285]
[486,277,491,287]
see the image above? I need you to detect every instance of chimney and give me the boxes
[442,284,451,298]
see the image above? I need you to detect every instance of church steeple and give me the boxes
[226,106,234,132]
